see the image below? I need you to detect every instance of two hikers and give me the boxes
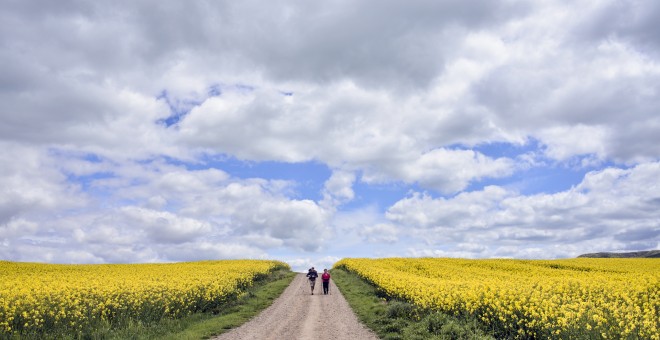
[306,267,331,295]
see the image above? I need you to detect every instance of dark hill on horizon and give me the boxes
[578,250,660,258]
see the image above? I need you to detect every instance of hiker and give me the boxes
[306,267,318,295]
[321,269,331,295]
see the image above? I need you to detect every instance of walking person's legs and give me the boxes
[323,281,329,295]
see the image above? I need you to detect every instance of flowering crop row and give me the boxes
[0,260,288,337]
[334,258,658,339]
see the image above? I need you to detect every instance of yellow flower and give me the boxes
[334,257,659,339]
[0,260,288,336]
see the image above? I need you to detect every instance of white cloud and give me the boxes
[395,149,514,194]
[120,207,212,244]
[387,162,660,257]
[159,242,267,262]
[4,0,658,189]
[0,219,39,239]
[358,223,399,244]
[330,205,392,246]
[537,125,609,162]
[233,198,330,251]
[152,168,230,195]
[2,0,660,264]
[0,152,335,262]
[321,169,356,208]
[387,186,510,229]
[3,1,659,165]
[0,142,85,225]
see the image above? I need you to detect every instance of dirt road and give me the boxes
[214,273,379,340]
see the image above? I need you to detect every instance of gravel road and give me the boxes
[213,273,379,340]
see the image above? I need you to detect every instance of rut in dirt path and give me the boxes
[213,273,379,340]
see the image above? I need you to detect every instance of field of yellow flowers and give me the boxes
[335,258,659,339]
[0,260,288,337]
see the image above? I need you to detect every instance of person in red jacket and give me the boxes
[321,269,331,295]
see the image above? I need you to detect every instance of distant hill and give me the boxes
[578,250,660,258]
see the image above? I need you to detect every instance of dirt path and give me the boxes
[213,273,379,340]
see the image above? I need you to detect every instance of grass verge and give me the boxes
[158,268,295,340]
[23,268,295,340]
[331,267,493,340]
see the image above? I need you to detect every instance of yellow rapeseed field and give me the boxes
[335,258,659,339]
[0,260,288,337]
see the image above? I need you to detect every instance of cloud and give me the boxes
[158,242,267,262]
[536,125,609,162]
[358,223,399,244]
[386,162,660,257]
[3,1,658,163]
[198,0,530,89]
[387,186,510,230]
[120,207,212,244]
[175,85,517,193]
[470,2,660,164]
[321,169,356,208]
[0,151,335,262]
[0,219,39,240]
[232,198,330,251]
[2,0,660,264]
[0,142,85,225]
[4,0,658,184]
[363,148,514,194]
[574,0,660,54]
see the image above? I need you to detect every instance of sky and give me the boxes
[1,0,659,272]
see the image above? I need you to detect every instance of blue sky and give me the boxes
[1,0,659,271]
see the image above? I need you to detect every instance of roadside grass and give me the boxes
[157,268,295,340]
[331,267,494,340]
[15,268,295,340]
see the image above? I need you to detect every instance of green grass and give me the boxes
[10,269,295,340]
[331,267,494,340]
[160,268,295,340]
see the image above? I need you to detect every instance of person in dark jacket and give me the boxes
[306,267,318,295]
